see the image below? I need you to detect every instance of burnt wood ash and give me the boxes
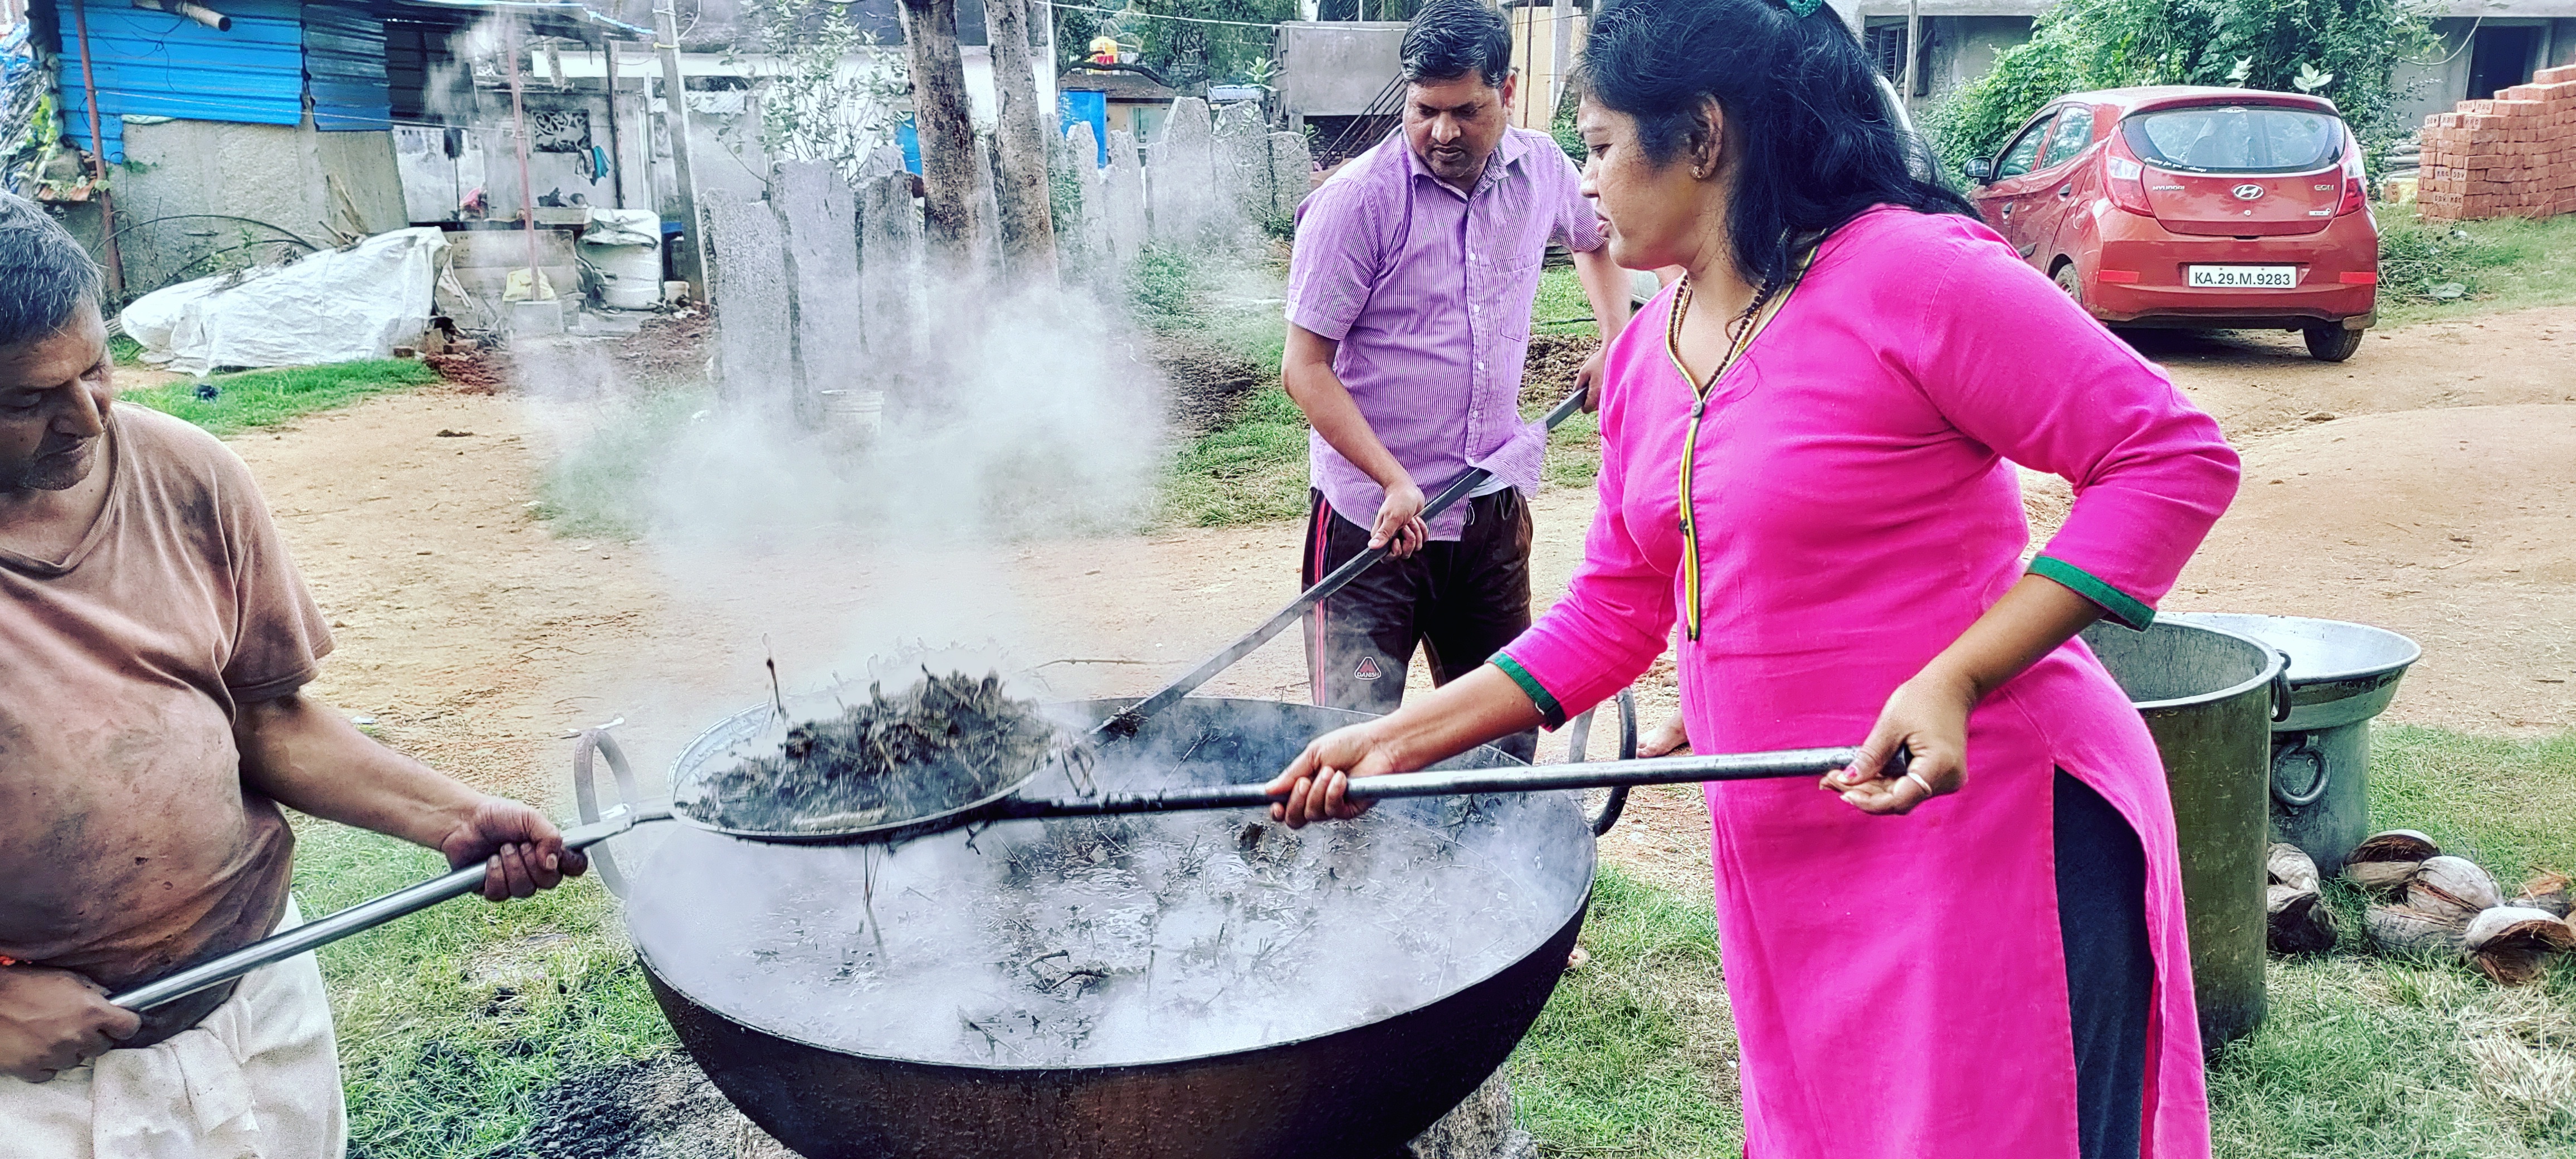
[690,671,1065,833]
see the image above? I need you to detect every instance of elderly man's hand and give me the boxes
[438,797,589,900]
[0,966,140,1083]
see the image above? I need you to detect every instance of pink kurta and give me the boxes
[1496,207,2239,1158]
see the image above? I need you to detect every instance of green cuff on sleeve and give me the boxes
[2029,556,2155,631]
[1490,653,1568,729]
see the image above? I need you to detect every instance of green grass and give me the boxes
[2377,208,2576,327]
[2367,725,2576,883]
[1533,264,1602,338]
[1148,246,1310,528]
[531,387,715,540]
[295,824,673,1159]
[1510,866,1743,1157]
[1161,384,1314,527]
[109,333,146,366]
[121,360,444,437]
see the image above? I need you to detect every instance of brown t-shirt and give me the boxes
[0,405,331,1045]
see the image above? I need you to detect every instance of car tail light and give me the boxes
[2336,148,2366,216]
[2103,133,2154,217]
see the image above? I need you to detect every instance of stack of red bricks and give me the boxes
[2418,64,2576,222]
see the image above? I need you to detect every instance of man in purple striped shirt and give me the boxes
[1284,0,1632,756]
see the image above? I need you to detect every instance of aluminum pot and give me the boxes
[616,697,1602,1159]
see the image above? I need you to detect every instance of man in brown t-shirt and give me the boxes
[0,195,584,1152]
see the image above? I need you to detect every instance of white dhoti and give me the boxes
[0,899,345,1159]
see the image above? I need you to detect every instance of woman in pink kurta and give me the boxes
[1267,0,2240,1155]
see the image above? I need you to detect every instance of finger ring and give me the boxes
[1903,770,1938,798]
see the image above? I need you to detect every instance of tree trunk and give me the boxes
[899,0,983,279]
[983,0,1059,283]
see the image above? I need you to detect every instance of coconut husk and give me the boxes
[2366,902,2470,956]
[2408,855,2507,920]
[2507,872,2571,919]
[2266,883,2338,955]
[2463,906,2576,986]
[2351,829,2441,863]
[2346,859,2425,893]
[2268,843,2322,893]
[2344,829,2441,894]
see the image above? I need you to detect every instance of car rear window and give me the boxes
[2121,106,2342,173]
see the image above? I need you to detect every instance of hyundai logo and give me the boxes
[2232,184,2266,201]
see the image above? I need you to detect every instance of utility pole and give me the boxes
[899,0,984,279]
[504,17,539,286]
[655,0,709,299]
[603,37,627,209]
[1902,0,1920,111]
[983,0,1058,283]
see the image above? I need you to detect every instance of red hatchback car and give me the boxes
[1964,86,2380,361]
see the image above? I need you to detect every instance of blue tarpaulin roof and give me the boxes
[55,0,306,161]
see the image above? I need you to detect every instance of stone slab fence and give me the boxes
[696,100,1311,418]
[2418,64,2576,223]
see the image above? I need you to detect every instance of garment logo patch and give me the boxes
[1354,656,1383,681]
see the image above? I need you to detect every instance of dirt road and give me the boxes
[179,305,2575,899]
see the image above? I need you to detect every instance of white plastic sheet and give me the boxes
[120,228,450,374]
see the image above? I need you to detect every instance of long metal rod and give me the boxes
[504,17,540,284]
[1100,388,1591,739]
[1001,746,1865,820]
[110,806,666,1011]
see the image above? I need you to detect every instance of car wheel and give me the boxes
[2303,324,2364,362]
[2052,261,2082,304]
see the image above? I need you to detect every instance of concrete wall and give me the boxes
[1926,16,2037,105]
[1277,21,1407,120]
[108,116,406,294]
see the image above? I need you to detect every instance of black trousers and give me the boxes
[1300,486,1539,762]
[2054,768,2154,1159]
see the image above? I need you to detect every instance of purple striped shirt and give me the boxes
[1285,125,1603,539]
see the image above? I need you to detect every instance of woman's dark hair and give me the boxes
[1401,0,1513,88]
[1580,0,1972,294]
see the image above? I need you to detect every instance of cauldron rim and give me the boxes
[627,695,1598,1073]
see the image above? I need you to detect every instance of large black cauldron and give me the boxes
[625,697,1597,1159]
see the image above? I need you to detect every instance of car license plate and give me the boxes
[2188,265,2300,289]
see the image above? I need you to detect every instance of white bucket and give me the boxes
[818,388,885,436]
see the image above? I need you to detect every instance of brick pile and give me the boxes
[2417,64,2576,222]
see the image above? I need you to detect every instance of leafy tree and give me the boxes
[724,0,913,183]
[1925,0,2438,171]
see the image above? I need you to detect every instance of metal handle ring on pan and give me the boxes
[1569,688,1641,836]
[572,723,642,898]
[2269,737,2333,809]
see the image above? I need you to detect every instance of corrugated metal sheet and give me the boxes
[54,0,305,162]
[304,3,391,132]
